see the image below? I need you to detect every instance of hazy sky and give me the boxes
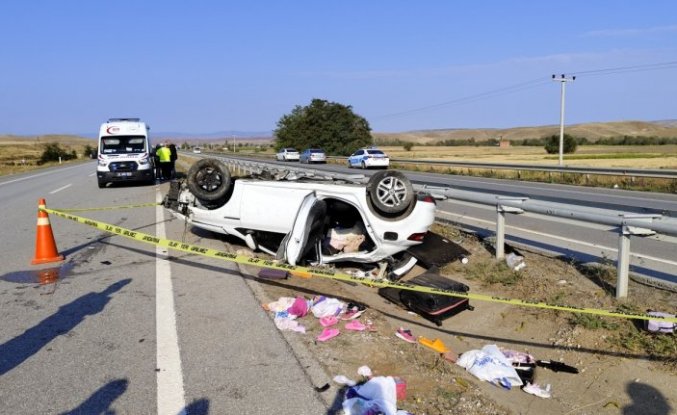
[2,1,676,135]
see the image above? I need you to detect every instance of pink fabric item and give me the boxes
[345,320,367,331]
[320,316,339,327]
[316,328,340,342]
[288,296,309,317]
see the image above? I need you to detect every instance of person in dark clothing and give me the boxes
[168,142,178,179]
[153,143,162,180]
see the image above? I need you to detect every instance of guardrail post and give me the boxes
[616,219,656,298]
[616,227,631,299]
[496,208,506,259]
[495,198,526,261]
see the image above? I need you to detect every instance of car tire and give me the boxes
[367,170,414,216]
[347,160,352,168]
[361,161,367,169]
[98,180,106,188]
[187,158,232,202]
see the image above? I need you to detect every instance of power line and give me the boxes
[372,59,677,121]
[571,60,677,77]
[373,77,551,120]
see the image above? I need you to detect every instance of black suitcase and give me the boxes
[379,271,472,326]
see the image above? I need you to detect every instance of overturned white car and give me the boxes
[163,158,437,268]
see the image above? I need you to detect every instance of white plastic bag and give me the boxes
[456,344,523,389]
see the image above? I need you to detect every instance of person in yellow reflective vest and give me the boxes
[156,143,172,180]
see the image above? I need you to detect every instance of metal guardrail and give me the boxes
[186,151,677,179]
[193,153,677,298]
[325,156,677,179]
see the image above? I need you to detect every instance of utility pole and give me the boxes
[552,74,575,166]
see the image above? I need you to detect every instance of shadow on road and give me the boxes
[59,379,128,415]
[623,381,672,415]
[181,398,210,415]
[0,279,131,375]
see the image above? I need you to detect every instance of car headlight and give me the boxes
[98,160,107,167]
[138,156,149,165]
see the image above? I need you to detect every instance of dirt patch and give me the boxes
[237,223,676,415]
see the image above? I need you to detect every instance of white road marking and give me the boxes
[437,209,677,267]
[0,164,85,187]
[155,190,186,415]
[89,172,96,177]
[49,184,72,194]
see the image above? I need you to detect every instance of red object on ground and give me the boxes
[394,377,407,400]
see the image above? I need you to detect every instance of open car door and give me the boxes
[281,193,327,266]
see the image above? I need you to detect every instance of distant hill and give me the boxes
[0,134,94,144]
[373,120,677,145]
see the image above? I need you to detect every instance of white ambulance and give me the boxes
[96,118,154,188]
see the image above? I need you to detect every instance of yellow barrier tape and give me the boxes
[43,207,677,324]
[54,202,159,212]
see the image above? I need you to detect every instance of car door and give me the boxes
[349,150,363,167]
[282,193,327,266]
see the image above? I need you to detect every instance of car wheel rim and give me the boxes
[375,176,408,208]
[197,168,222,191]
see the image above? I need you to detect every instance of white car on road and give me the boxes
[276,148,300,162]
[163,158,436,267]
[347,148,390,169]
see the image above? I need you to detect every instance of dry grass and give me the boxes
[374,120,677,144]
[0,135,95,176]
[381,145,677,169]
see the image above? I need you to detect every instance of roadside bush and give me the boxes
[545,134,577,154]
[403,142,413,151]
[38,143,77,165]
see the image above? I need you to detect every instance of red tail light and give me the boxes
[407,232,427,242]
[416,193,437,204]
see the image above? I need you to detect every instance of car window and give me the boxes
[310,149,323,153]
[101,135,146,154]
[367,149,385,155]
[353,150,363,156]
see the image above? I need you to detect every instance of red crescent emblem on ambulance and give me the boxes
[106,126,120,134]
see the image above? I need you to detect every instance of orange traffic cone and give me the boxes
[31,198,64,265]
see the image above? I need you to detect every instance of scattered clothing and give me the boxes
[645,311,676,333]
[288,296,310,318]
[311,296,345,318]
[342,376,398,415]
[265,297,296,313]
[326,225,367,253]
[274,317,306,333]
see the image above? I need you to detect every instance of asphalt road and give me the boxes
[0,162,328,414]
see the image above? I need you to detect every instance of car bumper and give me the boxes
[365,159,389,168]
[97,169,154,182]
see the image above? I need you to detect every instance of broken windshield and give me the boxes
[100,136,147,154]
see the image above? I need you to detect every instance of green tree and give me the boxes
[403,142,413,151]
[83,144,95,158]
[544,134,577,154]
[39,143,76,164]
[274,98,372,156]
